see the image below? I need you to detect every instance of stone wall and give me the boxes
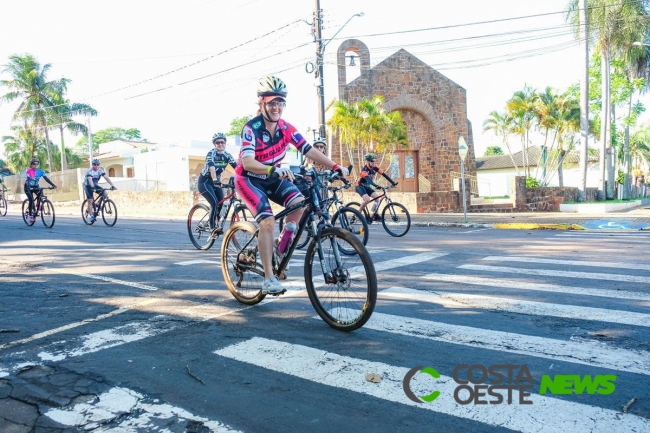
[510,176,599,211]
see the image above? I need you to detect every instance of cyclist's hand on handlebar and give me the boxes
[392,182,398,187]
[51,185,57,189]
[213,180,222,188]
[275,166,294,181]
[110,185,117,190]
[332,164,349,177]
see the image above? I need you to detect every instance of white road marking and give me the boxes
[215,337,650,433]
[483,255,650,271]
[45,386,240,432]
[458,228,492,233]
[421,273,650,301]
[0,307,131,351]
[382,287,650,327]
[174,259,220,266]
[458,264,649,283]
[49,267,160,291]
[351,305,650,375]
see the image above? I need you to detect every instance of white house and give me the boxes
[475,146,601,197]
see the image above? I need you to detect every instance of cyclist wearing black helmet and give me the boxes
[355,153,397,221]
[235,75,349,295]
[198,132,237,233]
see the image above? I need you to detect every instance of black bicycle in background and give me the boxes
[0,187,8,217]
[221,166,377,332]
[22,187,56,228]
[346,184,411,237]
[82,186,118,226]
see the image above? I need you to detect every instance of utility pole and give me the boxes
[314,0,326,140]
[87,117,93,167]
[578,0,589,202]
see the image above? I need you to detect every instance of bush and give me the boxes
[617,169,624,185]
[526,177,540,188]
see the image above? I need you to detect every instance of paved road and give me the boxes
[1,214,649,432]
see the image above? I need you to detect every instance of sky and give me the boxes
[2,0,648,160]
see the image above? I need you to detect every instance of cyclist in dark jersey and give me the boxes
[235,75,349,295]
[355,153,397,221]
[198,132,237,232]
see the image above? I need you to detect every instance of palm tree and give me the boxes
[0,54,64,172]
[2,125,47,173]
[49,83,97,171]
[549,91,581,186]
[506,85,537,177]
[482,110,519,175]
[566,0,650,199]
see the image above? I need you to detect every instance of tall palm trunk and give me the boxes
[623,93,632,199]
[59,126,67,171]
[44,126,54,172]
[598,49,610,200]
[558,149,567,187]
[607,101,615,199]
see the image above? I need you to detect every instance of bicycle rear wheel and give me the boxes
[22,200,34,226]
[381,202,411,237]
[345,202,371,224]
[40,200,55,228]
[305,227,377,332]
[331,207,369,255]
[221,221,266,305]
[187,203,215,250]
[0,197,7,216]
[101,199,118,227]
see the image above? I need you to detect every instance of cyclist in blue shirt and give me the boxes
[24,158,56,223]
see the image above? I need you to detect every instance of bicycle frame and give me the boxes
[236,169,343,282]
[362,186,394,213]
[29,188,47,214]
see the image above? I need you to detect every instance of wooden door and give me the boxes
[388,151,418,192]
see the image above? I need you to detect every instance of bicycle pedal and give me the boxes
[270,289,287,296]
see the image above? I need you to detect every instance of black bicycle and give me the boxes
[347,184,411,237]
[279,167,368,254]
[0,187,8,217]
[187,177,255,250]
[22,187,56,228]
[221,167,377,332]
[82,186,118,226]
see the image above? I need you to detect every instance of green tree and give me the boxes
[506,84,537,177]
[483,146,504,156]
[76,127,148,152]
[226,115,252,136]
[0,54,63,171]
[2,125,47,173]
[482,110,519,174]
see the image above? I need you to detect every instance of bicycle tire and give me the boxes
[22,200,34,226]
[81,201,96,225]
[40,199,55,228]
[345,201,371,224]
[0,197,7,217]
[279,216,311,249]
[102,199,118,227]
[331,207,369,255]
[187,203,215,250]
[221,221,266,305]
[381,202,411,237]
[304,227,377,332]
[230,205,255,248]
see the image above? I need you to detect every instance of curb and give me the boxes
[493,223,586,230]
[412,222,494,229]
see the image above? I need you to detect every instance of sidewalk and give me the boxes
[5,201,650,230]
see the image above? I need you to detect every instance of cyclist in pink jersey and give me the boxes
[235,75,349,295]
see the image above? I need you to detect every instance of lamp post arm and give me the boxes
[321,13,363,52]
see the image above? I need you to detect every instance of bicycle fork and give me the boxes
[312,216,343,285]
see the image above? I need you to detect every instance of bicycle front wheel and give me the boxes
[382,202,411,237]
[331,207,369,255]
[22,200,34,226]
[40,200,55,228]
[102,199,118,227]
[305,227,377,332]
[221,221,266,305]
[187,203,215,250]
[81,201,95,225]
[0,197,7,217]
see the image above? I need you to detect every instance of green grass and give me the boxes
[482,195,510,199]
[563,199,640,205]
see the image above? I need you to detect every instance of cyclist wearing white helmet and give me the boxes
[84,158,116,222]
[234,75,349,295]
[355,153,397,222]
[197,132,237,233]
[24,158,57,223]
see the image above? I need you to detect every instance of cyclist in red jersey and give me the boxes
[355,153,397,221]
[235,75,349,295]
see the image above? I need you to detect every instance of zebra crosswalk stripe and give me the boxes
[482,256,650,271]
[458,264,648,283]
[215,337,650,433]
[382,287,650,327]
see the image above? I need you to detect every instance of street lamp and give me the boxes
[315,11,364,139]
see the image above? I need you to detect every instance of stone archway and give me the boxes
[337,39,370,100]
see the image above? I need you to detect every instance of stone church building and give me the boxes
[329,39,477,213]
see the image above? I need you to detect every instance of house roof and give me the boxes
[476,146,600,170]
